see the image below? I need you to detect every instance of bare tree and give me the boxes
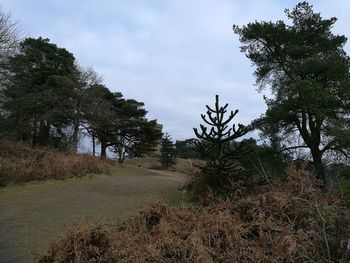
[0,8,20,133]
[68,64,103,153]
[0,8,20,80]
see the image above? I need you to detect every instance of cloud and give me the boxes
[2,0,350,141]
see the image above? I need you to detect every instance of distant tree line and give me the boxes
[0,9,161,161]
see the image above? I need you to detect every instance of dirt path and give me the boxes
[0,167,188,263]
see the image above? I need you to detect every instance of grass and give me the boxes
[124,156,201,174]
[0,166,188,263]
[38,164,350,262]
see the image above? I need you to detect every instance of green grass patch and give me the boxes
[0,166,189,263]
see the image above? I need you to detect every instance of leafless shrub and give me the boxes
[0,7,20,81]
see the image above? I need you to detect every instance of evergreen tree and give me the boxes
[175,138,199,159]
[82,84,161,159]
[234,2,350,182]
[160,133,176,168]
[193,95,251,195]
[2,37,77,146]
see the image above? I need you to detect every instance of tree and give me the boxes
[160,132,176,168]
[111,120,161,163]
[2,37,77,146]
[234,2,350,182]
[82,84,161,159]
[193,95,251,195]
[0,8,19,81]
[175,138,199,159]
[68,65,103,153]
[0,8,19,135]
[241,138,292,180]
[81,84,119,157]
[111,117,162,163]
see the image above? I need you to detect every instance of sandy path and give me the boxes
[0,167,188,263]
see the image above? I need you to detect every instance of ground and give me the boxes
[0,165,189,263]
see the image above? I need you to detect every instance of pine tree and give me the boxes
[160,133,176,169]
[234,2,350,182]
[193,95,251,195]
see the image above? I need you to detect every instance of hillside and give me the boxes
[38,165,350,262]
[0,140,110,186]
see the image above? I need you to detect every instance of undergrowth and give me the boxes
[38,164,350,262]
[0,140,111,186]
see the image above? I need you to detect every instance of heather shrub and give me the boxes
[0,140,111,186]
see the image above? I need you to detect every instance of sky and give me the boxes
[2,0,350,141]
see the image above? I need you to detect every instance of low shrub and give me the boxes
[38,164,350,262]
[0,140,111,186]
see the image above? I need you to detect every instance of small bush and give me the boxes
[38,221,112,263]
[0,140,111,186]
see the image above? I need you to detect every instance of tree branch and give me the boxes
[278,145,309,153]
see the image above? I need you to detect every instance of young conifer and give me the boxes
[193,95,251,195]
[160,132,176,169]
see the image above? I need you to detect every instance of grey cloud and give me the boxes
[2,0,350,140]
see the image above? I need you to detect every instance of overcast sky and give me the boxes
[2,0,350,141]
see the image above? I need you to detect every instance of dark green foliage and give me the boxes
[1,37,77,147]
[111,119,162,163]
[160,133,176,168]
[126,120,162,158]
[234,2,350,182]
[81,84,120,157]
[241,138,291,181]
[0,36,160,157]
[175,138,199,159]
[82,84,161,160]
[193,95,251,195]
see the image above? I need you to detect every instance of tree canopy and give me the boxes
[2,37,77,146]
[0,36,161,158]
[234,1,350,182]
[82,84,161,159]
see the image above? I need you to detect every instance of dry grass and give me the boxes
[0,140,111,186]
[38,164,350,262]
[125,157,204,175]
[0,167,187,262]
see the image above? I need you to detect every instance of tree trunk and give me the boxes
[15,114,25,143]
[32,121,38,148]
[69,122,79,153]
[38,121,50,146]
[311,148,325,182]
[92,134,96,156]
[117,146,125,163]
[296,116,325,183]
[100,139,107,158]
